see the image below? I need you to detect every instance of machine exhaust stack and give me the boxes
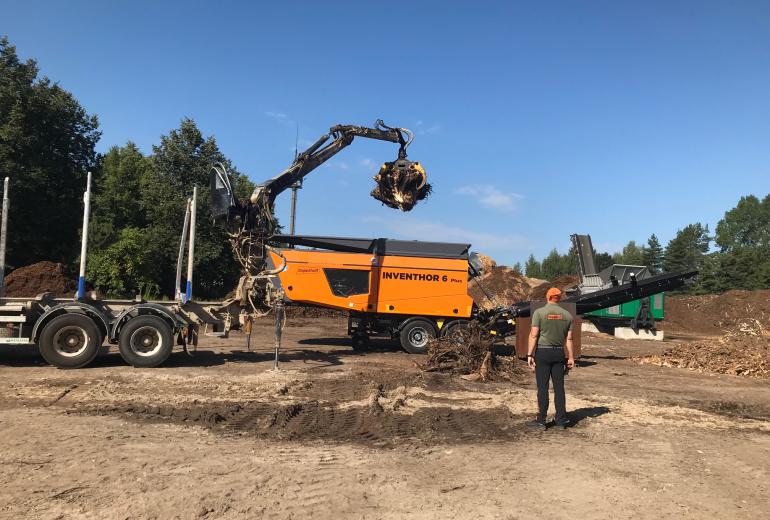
[77,171,92,300]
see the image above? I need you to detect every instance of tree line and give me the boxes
[524,200,770,293]
[1,37,253,299]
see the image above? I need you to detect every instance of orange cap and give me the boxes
[546,287,562,301]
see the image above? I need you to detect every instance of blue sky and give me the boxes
[4,1,769,265]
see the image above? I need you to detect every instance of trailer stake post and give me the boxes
[0,177,9,297]
[185,186,197,304]
[77,172,92,300]
[175,199,192,303]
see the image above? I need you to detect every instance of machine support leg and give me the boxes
[244,315,253,351]
[273,301,285,370]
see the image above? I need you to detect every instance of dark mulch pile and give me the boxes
[4,261,79,298]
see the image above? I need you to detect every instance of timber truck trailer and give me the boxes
[0,179,232,369]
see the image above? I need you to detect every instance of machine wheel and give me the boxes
[399,319,436,354]
[118,315,173,368]
[351,334,370,351]
[441,320,470,338]
[38,313,102,369]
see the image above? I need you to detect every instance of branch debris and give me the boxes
[371,160,432,211]
[421,322,524,382]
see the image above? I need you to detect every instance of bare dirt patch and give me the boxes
[0,318,768,519]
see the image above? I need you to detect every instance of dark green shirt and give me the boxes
[532,303,573,347]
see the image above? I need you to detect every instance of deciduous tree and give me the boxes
[0,37,100,268]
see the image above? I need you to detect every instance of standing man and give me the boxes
[526,287,575,430]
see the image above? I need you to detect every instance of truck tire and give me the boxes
[38,313,102,369]
[441,320,470,338]
[118,315,173,368]
[399,319,436,354]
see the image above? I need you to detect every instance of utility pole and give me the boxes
[289,180,302,235]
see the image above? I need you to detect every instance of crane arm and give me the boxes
[258,120,412,204]
[211,119,429,234]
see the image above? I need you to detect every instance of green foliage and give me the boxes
[594,251,614,272]
[0,37,100,268]
[663,223,710,274]
[91,143,153,250]
[524,254,542,279]
[512,262,522,275]
[89,227,161,298]
[525,248,576,281]
[612,240,644,266]
[642,234,664,274]
[139,119,255,299]
[714,195,770,251]
[690,195,770,292]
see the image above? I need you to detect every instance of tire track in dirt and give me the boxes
[260,446,364,519]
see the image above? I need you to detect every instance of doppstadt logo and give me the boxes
[382,271,448,282]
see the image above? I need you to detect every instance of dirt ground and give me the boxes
[0,318,768,519]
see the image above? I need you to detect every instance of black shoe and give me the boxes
[526,419,547,431]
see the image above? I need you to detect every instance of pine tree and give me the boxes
[524,254,542,279]
[642,234,664,273]
[663,223,710,274]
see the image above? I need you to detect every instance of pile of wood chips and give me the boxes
[638,319,770,379]
[422,322,524,382]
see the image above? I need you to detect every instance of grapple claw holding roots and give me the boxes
[371,159,432,212]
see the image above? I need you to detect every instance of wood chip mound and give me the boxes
[664,289,770,336]
[637,319,770,379]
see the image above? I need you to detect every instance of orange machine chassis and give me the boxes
[266,235,476,353]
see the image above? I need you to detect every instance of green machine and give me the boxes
[570,234,664,332]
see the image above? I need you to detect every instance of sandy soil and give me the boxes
[0,318,768,519]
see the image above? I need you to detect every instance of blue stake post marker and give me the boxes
[77,171,92,300]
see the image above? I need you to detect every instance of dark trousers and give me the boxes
[535,347,567,425]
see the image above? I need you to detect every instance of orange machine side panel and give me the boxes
[269,248,474,318]
[375,256,473,318]
[271,249,374,312]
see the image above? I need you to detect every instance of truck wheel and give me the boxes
[441,320,470,338]
[118,316,173,368]
[399,319,436,354]
[38,314,102,369]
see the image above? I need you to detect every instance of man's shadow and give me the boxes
[566,406,611,426]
